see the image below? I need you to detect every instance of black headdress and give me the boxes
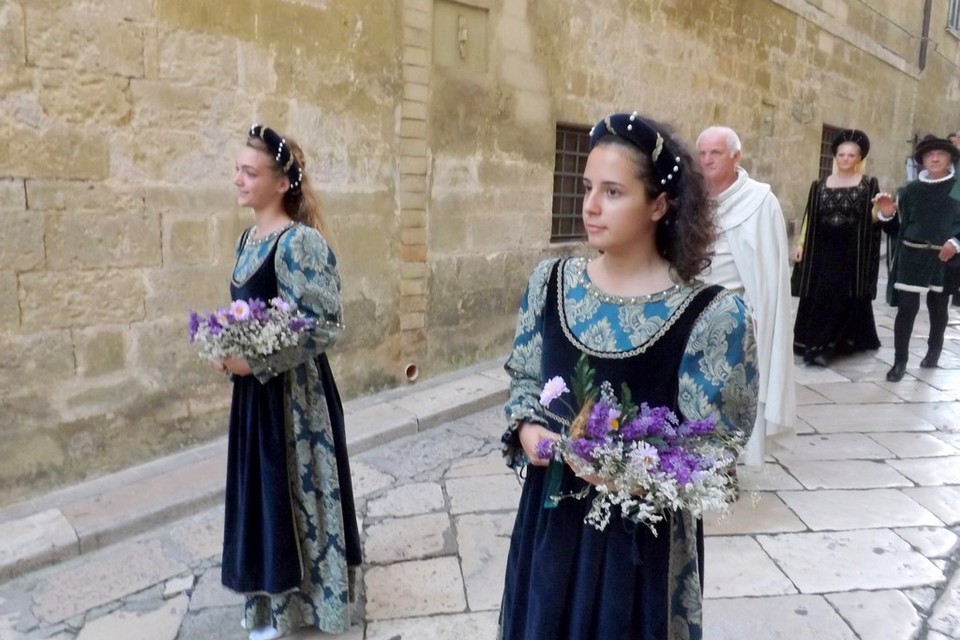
[831,129,870,158]
[588,112,682,198]
[248,124,303,193]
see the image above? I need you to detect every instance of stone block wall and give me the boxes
[0,0,403,504]
[0,0,956,504]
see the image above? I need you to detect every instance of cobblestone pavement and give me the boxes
[2,298,960,639]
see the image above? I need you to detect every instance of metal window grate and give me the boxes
[818,124,845,180]
[551,124,591,242]
[950,0,960,32]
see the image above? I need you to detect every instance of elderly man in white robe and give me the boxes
[696,126,795,466]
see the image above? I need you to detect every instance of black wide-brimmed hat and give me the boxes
[914,134,960,164]
[831,129,870,158]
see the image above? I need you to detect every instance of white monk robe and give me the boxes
[702,167,796,465]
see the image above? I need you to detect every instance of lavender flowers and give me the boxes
[537,357,745,533]
[188,297,313,361]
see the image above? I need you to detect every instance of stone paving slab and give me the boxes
[166,505,224,562]
[32,539,189,624]
[912,369,960,392]
[365,611,499,640]
[782,459,913,489]
[455,512,513,611]
[704,536,796,598]
[877,379,956,402]
[363,556,466,620]
[867,431,960,458]
[74,594,188,640]
[0,510,77,583]
[928,570,960,638]
[888,456,960,485]
[366,482,445,519]
[770,433,893,461]
[777,489,942,530]
[342,402,418,453]
[736,463,803,491]
[349,461,396,499]
[364,513,451,564]
[798,403,936,432]
[446,474,521,514]
[445,450,506,478]
[805,381,903,405]
[825,590,922,640]
[188,568,242,610]
[795,384,831,405]
[703,493,806,535]
[175,604,246,640]
[894,526,959,559]
[902,486,960,525]
[912,401,960,429]
[704,594,858,639]
[757,530,944,594]
[793,368,851,385]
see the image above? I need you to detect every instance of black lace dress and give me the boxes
[794,176,882,361]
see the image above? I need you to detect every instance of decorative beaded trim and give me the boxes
[245,221,297,247]
[557,259,711,360]
[543,406,571,428]
[575,257,681,304]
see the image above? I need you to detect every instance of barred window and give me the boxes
[950,0,960,33]
[551,124,591,242]
[818,124,845,180]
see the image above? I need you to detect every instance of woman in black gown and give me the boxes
[498,113,758,640]
[792,129,882,365]
[216,125,361,640]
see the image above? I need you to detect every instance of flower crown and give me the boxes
[249,123,303,193]
[589,112,682,198]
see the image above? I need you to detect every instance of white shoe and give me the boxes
[249,626,281,640]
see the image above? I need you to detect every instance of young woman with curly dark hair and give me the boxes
[497,113,759,640]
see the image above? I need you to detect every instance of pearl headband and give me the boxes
[589,112,682,198]
[249,123,303,193]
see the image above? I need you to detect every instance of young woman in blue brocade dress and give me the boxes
[498,113,759,640]
[215,125,361,640]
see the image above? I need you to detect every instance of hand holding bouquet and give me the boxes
[188,297,313,362]
[535,356,745,533]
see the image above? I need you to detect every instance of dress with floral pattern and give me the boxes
[498,258,758,640]
[223,223,362,635]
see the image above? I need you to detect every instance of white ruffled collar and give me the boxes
[919,167,955,183]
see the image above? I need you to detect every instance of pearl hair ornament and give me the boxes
[249,123,303,193]
[589,112,683,197]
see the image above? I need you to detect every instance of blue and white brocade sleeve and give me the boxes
[677,291,759,442]
[500,259,557,469]
[247,226,343,384]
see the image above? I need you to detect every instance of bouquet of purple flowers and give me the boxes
[188,297,313,362]
[535,356,745,533]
